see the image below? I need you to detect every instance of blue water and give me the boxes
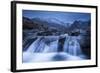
[23,34,86,63]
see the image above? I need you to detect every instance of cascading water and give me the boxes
[63,36,82,56]
[26,37,44,52]
[43,39,58,53]
[26,36,59,53]
[23,34,85,63]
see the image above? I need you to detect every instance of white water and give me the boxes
[64,36,82,56]
[27,36,59,53]
[23,34,85,63]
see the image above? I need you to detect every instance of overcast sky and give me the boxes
[23,10,91,23]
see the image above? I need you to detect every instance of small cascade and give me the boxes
[27,37,45,52]
[43,39,58,52]
[27,36,59,53]
[63,36,82,56]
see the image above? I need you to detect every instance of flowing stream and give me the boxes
[23,34,85,63]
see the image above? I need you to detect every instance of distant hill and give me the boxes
[70,20,90,30]
[23,17,90,36]
[68,20,91,36]
[23,17,69,35]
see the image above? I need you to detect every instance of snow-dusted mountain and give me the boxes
[70,20,90,30]
[23,17,70,32]
[32,17,67,31]
[23,16,90,37]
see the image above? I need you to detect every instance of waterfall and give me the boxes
[63,36,82,56]
[26,35,82,55]
[23,34,85,63]
[43,39,58,52]
[27,37,45,52]
[27,36,59,53]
